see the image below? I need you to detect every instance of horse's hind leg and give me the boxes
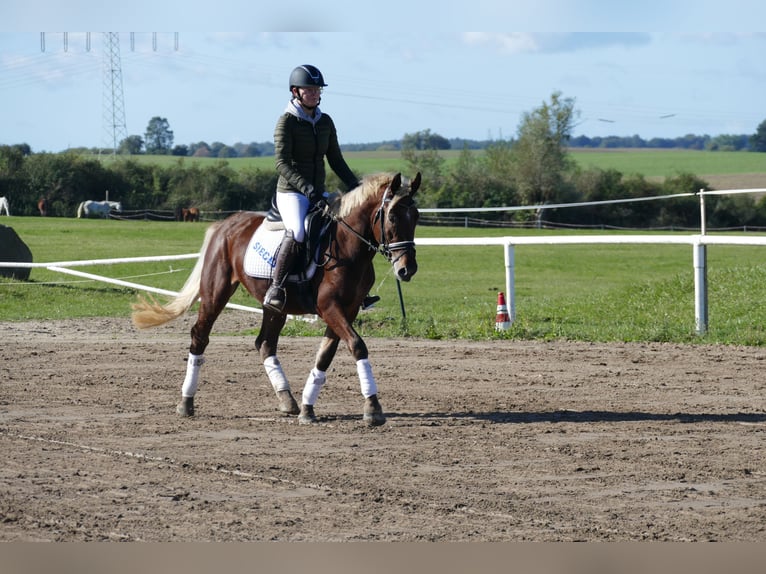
[256,310,299,416]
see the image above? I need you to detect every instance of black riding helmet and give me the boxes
[289,65,327,90]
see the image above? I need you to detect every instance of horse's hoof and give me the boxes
[277,390,300,416]
[176,397,195,417]
[363,396,386,427]
[363,411,386,426]
[298,404,318,424]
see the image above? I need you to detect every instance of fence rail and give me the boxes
[3,187,766,333]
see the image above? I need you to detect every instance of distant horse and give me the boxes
[132,172,421,426]
[0,196,9,216]
[37,197,48,216]
[77,200,122,219]
[182,207,200,222]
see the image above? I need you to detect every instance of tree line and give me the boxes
[2,94,765,227]
[60,111,766,158]
[0,149,278,218]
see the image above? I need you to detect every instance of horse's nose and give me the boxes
[397,262,417,281]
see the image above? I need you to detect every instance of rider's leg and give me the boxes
[263,230,298,312]
[263,191,308,313]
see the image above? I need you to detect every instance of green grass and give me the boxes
[569,149,766,178]
[3,216,766,345]
[103,149,766,180]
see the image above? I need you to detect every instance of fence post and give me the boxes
[504,240,515,323]
[694,240,708,335]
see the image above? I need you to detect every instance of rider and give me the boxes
[264,64,380,313]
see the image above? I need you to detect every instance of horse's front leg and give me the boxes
[320,311,386,427]
[340,322,386,426]
[298,328,340,424]
[256,309,299,416]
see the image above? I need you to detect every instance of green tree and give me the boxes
[402,129,451,151]
[144,117,174,155]
[118,135,144,155]
[401,130,446,203]
[750,119,766,152]
[512,91,578,205]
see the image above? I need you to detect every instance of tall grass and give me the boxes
[3,216,766,345]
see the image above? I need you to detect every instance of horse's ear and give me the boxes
[389,173,402,196]
[410,172,421,195]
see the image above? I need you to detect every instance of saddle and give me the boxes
[247,201,335,311]
[265,199,335,271]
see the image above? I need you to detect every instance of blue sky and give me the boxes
[2,2,765,152]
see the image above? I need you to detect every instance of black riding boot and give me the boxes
[263,230,298,313]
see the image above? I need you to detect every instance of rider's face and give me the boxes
[298,86,322,104]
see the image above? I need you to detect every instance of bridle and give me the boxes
[330,183,416,265]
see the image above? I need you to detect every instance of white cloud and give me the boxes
[462,33,652,55]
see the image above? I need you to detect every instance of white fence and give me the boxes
[2,188,765,333]
[415,234,766,335]
[0,254,264,315]
[3,233,764,334]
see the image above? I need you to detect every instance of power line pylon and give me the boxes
[101,32,128,155]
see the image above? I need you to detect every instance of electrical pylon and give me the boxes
[101,32,128,155]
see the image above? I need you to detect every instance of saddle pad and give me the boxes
[243,224,318,280]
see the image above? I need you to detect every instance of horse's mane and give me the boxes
[335,172,406,218]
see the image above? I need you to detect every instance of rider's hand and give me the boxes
[307,185,325,204]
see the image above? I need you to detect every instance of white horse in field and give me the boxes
[0,196,9,216]
[77,200,122,219]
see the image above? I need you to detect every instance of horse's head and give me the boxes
[373,172,421,282]
[111,201,123,213]
[336,172,421,280]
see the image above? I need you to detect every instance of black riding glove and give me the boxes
[306,185,329,206]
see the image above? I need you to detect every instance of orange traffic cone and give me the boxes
[495,291,511,331]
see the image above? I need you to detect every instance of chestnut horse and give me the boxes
[182,207,200,222]
[37,197,48,216]
[131,172,421,426]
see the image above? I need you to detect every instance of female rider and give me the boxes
[264,64,379,312]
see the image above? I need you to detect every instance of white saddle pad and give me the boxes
[243,221,318,280]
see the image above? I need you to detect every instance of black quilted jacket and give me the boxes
[273,111,359,197]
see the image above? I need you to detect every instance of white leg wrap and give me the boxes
[356,358,378,398]
[181,353,205,398]
[264,355,290,392]
[301,368,327,406]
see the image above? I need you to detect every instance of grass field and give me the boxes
[105,148,766,182]
[3,216,766,345]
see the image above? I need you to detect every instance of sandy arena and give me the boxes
[1,313,765,541]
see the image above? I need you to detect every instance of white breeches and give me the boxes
[276,191,309,243]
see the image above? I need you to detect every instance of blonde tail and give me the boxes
[131,223,219,329]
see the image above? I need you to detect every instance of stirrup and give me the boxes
[263,285,287,312]
[361,295,380,310]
